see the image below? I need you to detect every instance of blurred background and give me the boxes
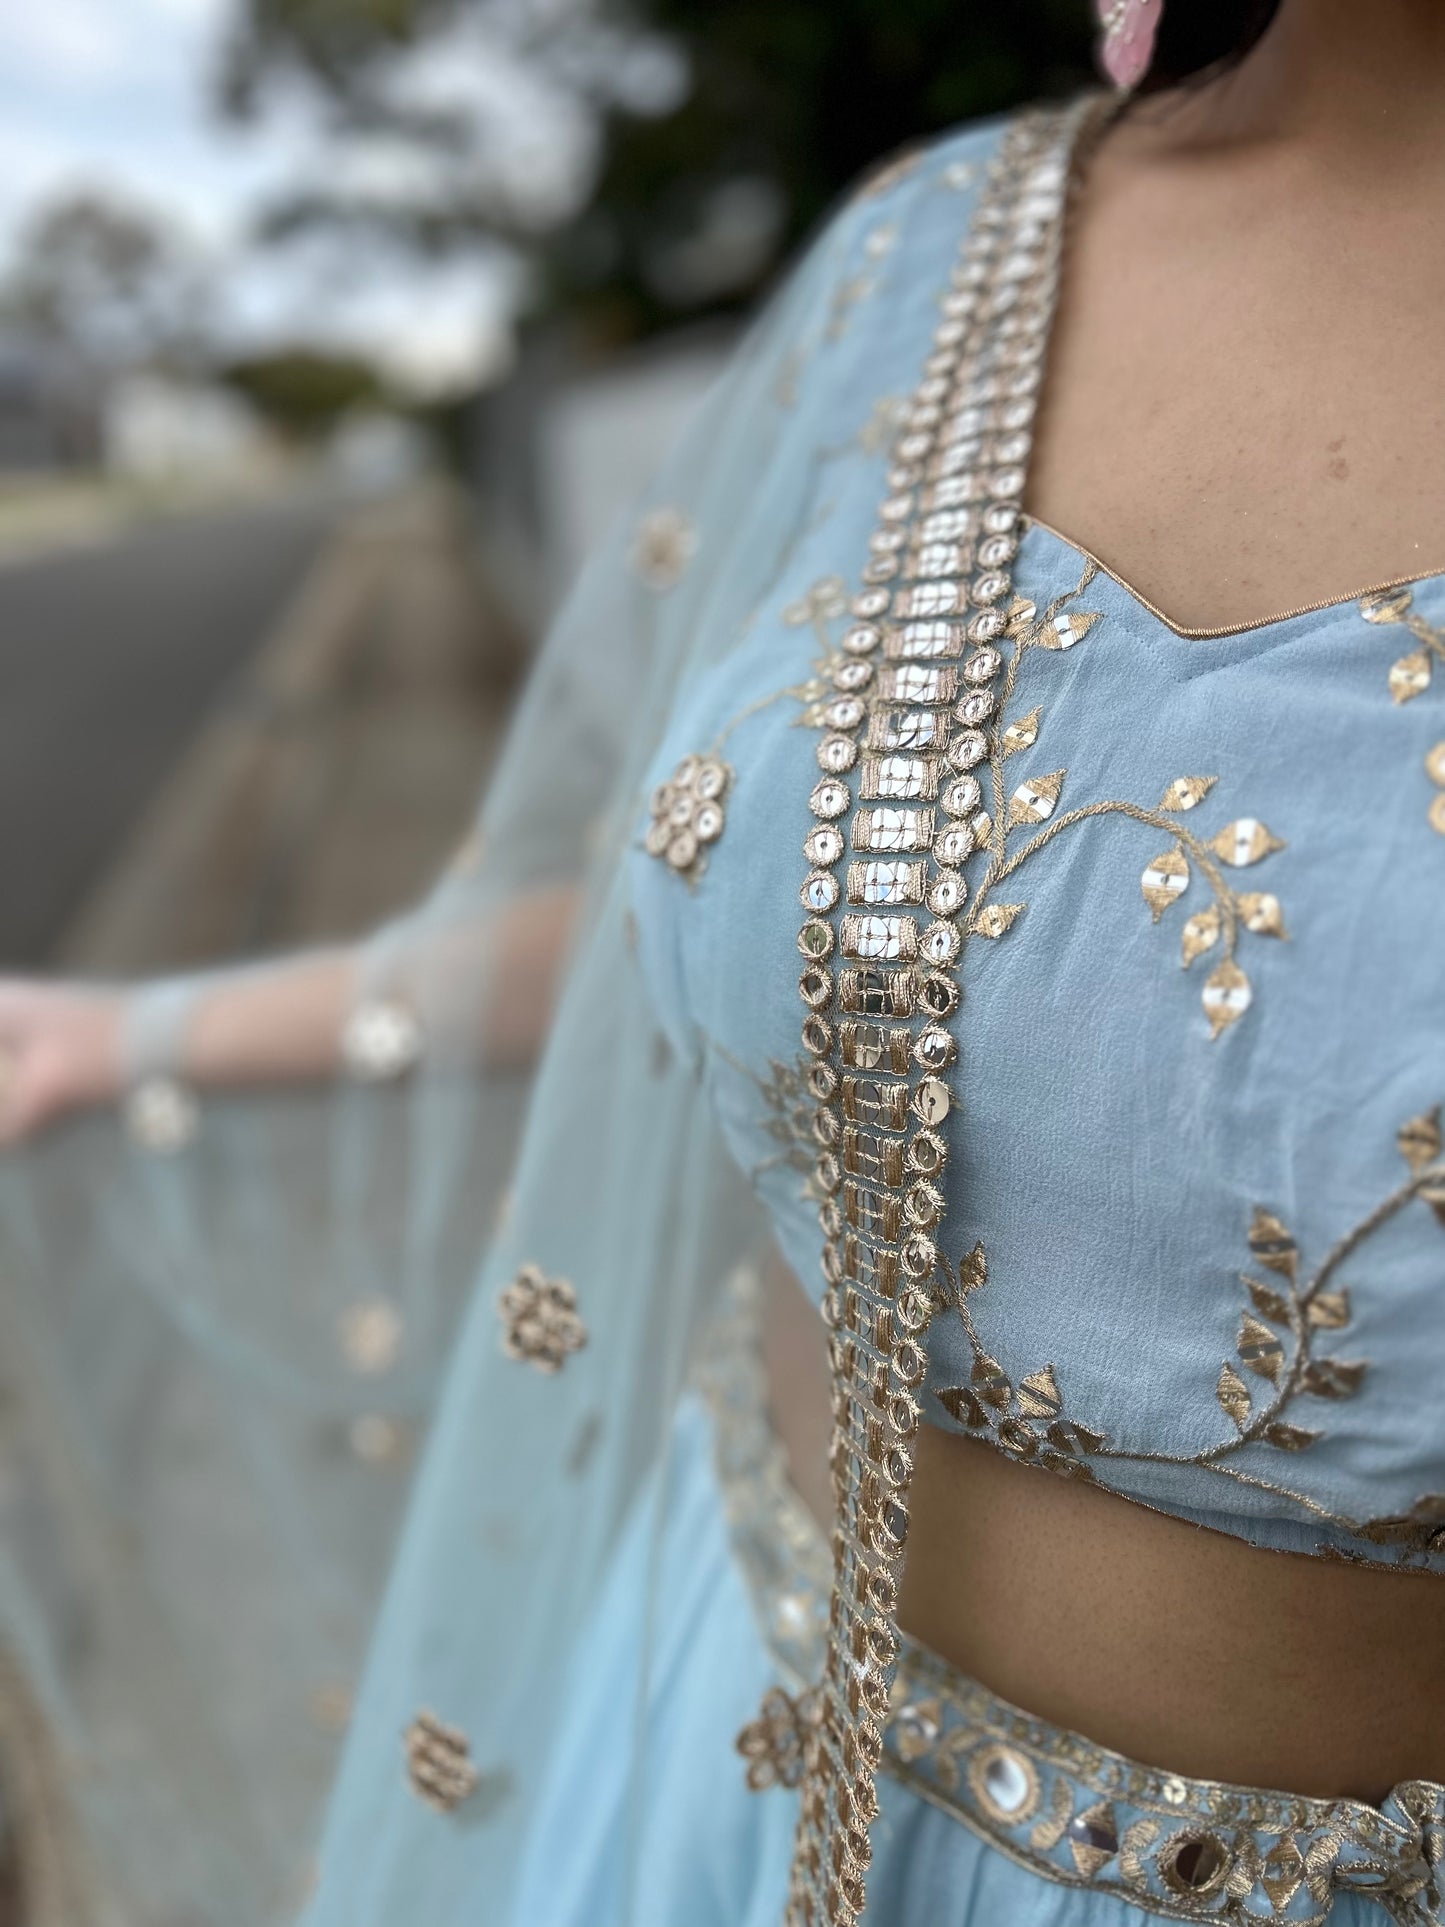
[0,1,1093,1916]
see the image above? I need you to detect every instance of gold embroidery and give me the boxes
[496,1263,586,1373]
[854,147,922,201]
[938,565,1290,1038]
[630,507,696,591]
[404,1710,480,1812]
[826,274,878,343]
[1359,587,1445,835]
[1431,741,1445,836]
[884,1646,1443,1925]
[849,395,907,456]
[785,100,1106,1927]
[338,1296,404,1375]
[937,1111,1445,1561]
[736,1684,824,1791]
[342,997,422,1081]
[643,752,732,883]
[785,577,850,629]
[122,1074,198,1152]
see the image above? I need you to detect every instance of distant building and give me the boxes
[104,372,275,482]
[471,320,736,637]
[0,332,104,471]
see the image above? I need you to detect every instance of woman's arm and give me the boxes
[0,883,579,1144]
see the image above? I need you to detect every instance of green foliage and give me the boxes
[223,0,1096,338]
[220,347,386,432]
[556,0,1094,331]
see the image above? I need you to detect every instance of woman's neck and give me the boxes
[1148,0,1445,170]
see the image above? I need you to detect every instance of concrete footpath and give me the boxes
[59,480,523,975]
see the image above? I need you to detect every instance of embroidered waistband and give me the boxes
[887,1643,1444,1925]
[695,1269,1445,1924]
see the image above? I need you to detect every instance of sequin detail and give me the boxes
[342,998,422,1081]
[784,99,1106,1927]
[936,1110,1445,1563]
[645,753,733,883]
[631,507,697,591]
[404,1710,480,1812]
[123,1075,198,1152]
[1359,588,1445,837]
[497,1263,587,1374]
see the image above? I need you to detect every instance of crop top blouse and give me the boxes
[626,99,1445,1583]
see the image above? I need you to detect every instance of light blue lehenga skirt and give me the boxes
[507,1273,1425,1927]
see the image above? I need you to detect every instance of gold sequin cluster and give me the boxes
[496,1263,587,1374]
[645,753,732,882]
[1361,585,1445,837]
[784,102,1100,1927]
[404,1709,480,1812]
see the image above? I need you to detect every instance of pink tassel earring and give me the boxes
[1095,0,1163,90]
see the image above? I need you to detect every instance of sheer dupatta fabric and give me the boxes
[0,139,953,1925]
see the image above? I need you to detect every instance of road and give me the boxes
[0,489,336,967]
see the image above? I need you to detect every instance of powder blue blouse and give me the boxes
[628,118,1445,1572]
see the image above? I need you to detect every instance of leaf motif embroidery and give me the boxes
[1262,1422,1319,1452]
[1237,1312,1285,1384]
[972,1354,1012,1410]
[1159,775,1218,813]
[1360,587,1416,625]
[1037,608,1101,651]
[1007,768,1065,826]
[1246,1277,1292,1324]
[1202,957,1252,1037]
[958,1243,989,1294]
[1399,1107,1443,1172]
[1217,1362,1251,1430]
[1180,906,1221,966]
[1140,847,1189,921]
[938,1384,988,1428]
[1389,651,1432,704]
[1307,1289,1350,1329]
[973,903,1024,938]
[1001,707,1041,755]
[1237,892,1288,938]
[1208,819,1285,867]
[1004,596,1037,637]
[1017,1365,1063,1420]
[1248,1209,1298,1281]
[1303,1358,1368,1399]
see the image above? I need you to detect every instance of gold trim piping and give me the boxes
[1022,514,1445,642]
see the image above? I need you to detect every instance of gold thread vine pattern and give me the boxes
[938,1106,1445,1562]
[961,572,1289,1038]
[783,101,1100,1927]
[1359,586,1445,837]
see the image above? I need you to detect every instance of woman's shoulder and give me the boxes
[845,110,1013,208]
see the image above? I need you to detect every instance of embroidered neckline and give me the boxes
[1022,514,1445,643]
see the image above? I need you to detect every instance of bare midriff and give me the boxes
[759,1253,1445,1805]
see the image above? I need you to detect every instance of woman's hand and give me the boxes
[0,982,124,1145]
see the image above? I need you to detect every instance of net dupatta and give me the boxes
[783,98,1108,1926]
[0,189,868,1923]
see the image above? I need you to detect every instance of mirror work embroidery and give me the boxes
[783,100,1104,1927]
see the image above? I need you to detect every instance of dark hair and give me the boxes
[1142,0,1282,91]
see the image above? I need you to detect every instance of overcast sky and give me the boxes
[0,0,519,391]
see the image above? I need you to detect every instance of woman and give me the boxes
[2,0,1444,1922]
